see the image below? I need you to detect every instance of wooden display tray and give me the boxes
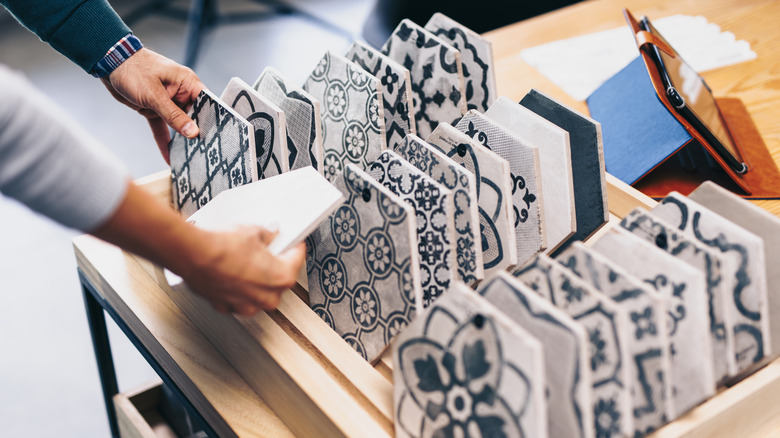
[73,169,780,438]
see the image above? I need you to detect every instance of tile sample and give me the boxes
[424,12,497,112]
[485,96,576,253]
[367,150,455,307]
[479,272,593,438]
[253,66,323,173]
[394,282,547,438]
[689,181,780,357]
[557,242,673,436]
[652,192,770,370]
[514,254,633,438]
[221,77,287,179]
[519,89,608,250]
[381,19,467,138]
[621,207,736,381]
[395,134,483,284]
[306,164,422,363]
[591,227,715,417]
[455,110,546,265]
[427,123,517,274]
[170,89,257,218]
[303,51,387,182]
[346,41,416,150]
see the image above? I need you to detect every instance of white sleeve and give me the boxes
[0,64,130,231]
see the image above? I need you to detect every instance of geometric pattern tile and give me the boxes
[395,134,483,285]
[382,19,466,139]
[346,40,415,150]
[304,51,387,182]
[170,89,256,218]
[427,123,517,274]
[306,164,421,363]
[393,282,547,438]
[220,77,287,179]
[424,12,497,112]
[367,150,455,308]
[253,66,323,173]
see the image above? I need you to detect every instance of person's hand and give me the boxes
[101,48,206,163]
[181,227,306,316]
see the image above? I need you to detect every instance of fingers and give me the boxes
[147,117,172,163]
[256,226,279,245]
[148,88,199,139]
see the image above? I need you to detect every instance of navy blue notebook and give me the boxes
[587,56,691,185]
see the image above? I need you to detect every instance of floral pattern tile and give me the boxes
[424,12,497,112]
[621,207,735,382]
[651,193,770,372]
[346,41,415,150]
[367,150,455,308]
[479,272,593,438]
[306,164,421,363]
[253,66,323,173]
[514,254,634,438]
[393,282,547,438]
[591,227,716,418]
[381,19,466,139]
[221,77,287,179]
[427,123,517,274]
[557,242,673,436]
[395,134,483,285]
[304,51,386,182]
[455,110,545,266]
[170,89,256,218]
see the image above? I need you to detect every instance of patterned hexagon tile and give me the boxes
[393,282,547,438]
[427,123,517,274]
[306,164,421,363]
[220,77,288,179]
[394,134,483,285]
[513,254,633,438]
[381,19,466,138]
[367,150,456,308]
[304,51,387,182]
[253,66,323,173]
[556,242,673,437]
[170,89,257,218]
[346,41,416,150]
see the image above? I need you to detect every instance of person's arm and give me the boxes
[0,65,303,315]
[1,0,204,160]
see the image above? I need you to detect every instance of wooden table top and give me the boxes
[73,1,780,436]
[484,0,780,216]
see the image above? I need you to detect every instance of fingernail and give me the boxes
[183,121,198,138]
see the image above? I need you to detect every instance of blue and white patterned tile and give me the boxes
[651,192,770,371]
[395,134,483,285]
[479,272,593,438]
[303,51,386,182]
[426,123,517,274]
[485,96,576,253]
[221,77,288,179]
[306,164,421,363]
[424,12,497,112]
[591,227,715,418]
[381,19,466,139]
[621,207,735,382]
[367,150,455,308]
[346,41,416,150]
[556,242,673,436]
[455,110,545,266]
[393,282,547,438]
[253,66,323,174]
[170,89,257,218]
[514,254,633,438]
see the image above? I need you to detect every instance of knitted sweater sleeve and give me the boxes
[0,65,129,231]
[0,0,131,72]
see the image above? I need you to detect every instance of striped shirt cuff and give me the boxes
[90,34,144,78]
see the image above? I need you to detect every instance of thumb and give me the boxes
[149,90,199,139]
